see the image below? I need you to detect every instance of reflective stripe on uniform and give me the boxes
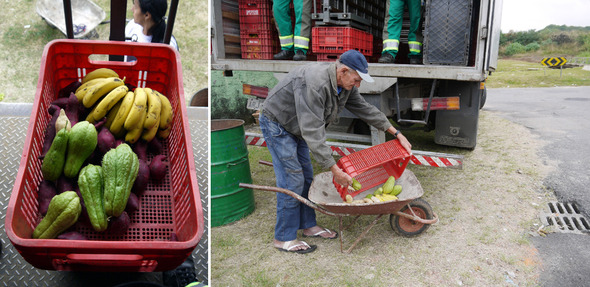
[294,36,309,49]
[383,39,400,52]
[408,41,422,53]
[279,34,294,48]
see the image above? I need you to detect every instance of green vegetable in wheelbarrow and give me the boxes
[352,178,362,191]
[382,176,396,194]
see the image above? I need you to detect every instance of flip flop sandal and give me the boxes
[276,240,317,254]
[303,228,339,239]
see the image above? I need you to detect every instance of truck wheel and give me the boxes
[479,87,487,109]
[390,198,433,237]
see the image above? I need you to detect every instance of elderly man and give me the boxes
[259,50,412,253]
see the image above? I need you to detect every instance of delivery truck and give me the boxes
[211,0,503,149]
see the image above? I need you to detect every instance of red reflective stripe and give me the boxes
[410,155,422,165]
[423,156,439,167]
[332,146,346,156]
[246,136,267,147]
[439,157,453,167]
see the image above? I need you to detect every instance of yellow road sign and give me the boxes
[542,57,567,66]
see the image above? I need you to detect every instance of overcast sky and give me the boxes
[501,0,590,32]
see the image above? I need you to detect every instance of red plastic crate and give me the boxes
[316,53,341,62]
[240,30,279,59]
[5,40,204,272]
[334,140,411,200]
[239,0,274,33]
[312,26,373,56]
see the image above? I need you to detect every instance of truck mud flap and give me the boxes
[434,81,481,149]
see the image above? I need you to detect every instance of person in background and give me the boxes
[125,0,178,51]
[272,0,311,61]
[378,0,423,64]
[259,50,412,253]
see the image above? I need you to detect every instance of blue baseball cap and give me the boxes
[339,49,374,83]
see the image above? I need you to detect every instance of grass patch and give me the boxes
[487,58,590,88]
[0,0,207,103]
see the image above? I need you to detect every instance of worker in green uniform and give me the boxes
[272,0,312,61]
[378,0,423,64]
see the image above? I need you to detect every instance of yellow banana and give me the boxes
[143,88,162,129]
[124,88,148,131]
[82,68,119,84]
[125,127,144,144]
[141,122,160,142]
[83,77,125,108]
[76,77,105,94]
[104,100,122,130]
[110,91,135,136]
[124,89,148,144]
[157,126,171,139]
[155,90,173,130]
[87,85,129,122]
[75,78,108,102]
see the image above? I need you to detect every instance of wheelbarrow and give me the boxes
[35,0,106,39]
[240,167,438,253]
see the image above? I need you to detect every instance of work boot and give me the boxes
[273,50,294,60]
[409,55,423,65]
[378,53,395,63]
[293,50,307,61]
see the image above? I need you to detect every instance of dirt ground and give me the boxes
[211,110,556,286]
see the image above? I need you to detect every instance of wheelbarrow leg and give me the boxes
[343,215,362,231]
[340,215,361,252]
[344,214,384,254]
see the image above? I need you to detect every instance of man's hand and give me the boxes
[387,127,412,155]
[397,133,412,155]
[330,165,352,187]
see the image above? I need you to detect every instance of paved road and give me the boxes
[484,86,590,287]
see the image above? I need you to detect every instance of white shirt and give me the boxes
[125,20,179,51]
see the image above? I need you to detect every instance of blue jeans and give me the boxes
[259,112,317,241]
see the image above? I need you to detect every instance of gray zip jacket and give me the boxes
[262,62,393,169]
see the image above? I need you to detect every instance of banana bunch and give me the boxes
[75,68,126,105]
[107,87,174,144]
[76,68,174,143]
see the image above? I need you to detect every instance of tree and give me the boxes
[551,33,572,45]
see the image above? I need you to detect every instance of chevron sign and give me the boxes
[541,57,567,67]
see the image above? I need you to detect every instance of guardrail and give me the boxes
[568,57,590,66]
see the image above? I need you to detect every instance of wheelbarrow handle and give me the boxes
[393,208,439,225]
[239,183,340,217]
[258,160,273,167]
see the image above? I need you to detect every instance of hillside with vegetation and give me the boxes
[499,25,590,60]
[485,25,590,88]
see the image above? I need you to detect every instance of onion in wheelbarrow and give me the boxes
[345,194,353,203]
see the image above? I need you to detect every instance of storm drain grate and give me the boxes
[540,201,590,234]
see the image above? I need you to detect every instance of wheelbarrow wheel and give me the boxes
[390,198,433,237]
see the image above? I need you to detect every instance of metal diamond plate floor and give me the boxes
[0,104,209,286]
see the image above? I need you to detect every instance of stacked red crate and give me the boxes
[239,0,279,59]
[312,27,373,61]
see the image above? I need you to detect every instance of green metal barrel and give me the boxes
[211,119,255,227]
